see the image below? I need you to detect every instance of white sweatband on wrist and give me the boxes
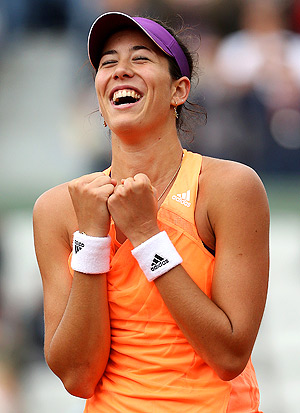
[71,231,111,274]
[131,231,182,282]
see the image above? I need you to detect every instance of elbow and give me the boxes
[46,358,102,399]
[217,367,244,382]
[45,343,110,399]
[214,354,249,382]
[62,373,97,399]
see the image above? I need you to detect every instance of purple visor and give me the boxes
[88,12,190,79]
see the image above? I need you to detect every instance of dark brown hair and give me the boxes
[149,17,207,136]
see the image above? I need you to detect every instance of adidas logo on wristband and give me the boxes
[151,254,169,271]
[131,231,183,282]
[74,240,84,254]
[71,231,111,274]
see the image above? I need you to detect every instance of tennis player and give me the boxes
[33,12,269,412]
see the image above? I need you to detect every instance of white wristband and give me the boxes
[71,231,111,274]
[131,231,182,282]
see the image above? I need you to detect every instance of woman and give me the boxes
[33,12,269,412]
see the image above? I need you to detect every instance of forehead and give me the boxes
[102,28,163,55]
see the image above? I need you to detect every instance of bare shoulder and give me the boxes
[196,157,269,247]
[200,156,269,206]
[33,182,77,246]
[34,182,71,213]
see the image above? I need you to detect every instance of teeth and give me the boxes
[112,89,141,103]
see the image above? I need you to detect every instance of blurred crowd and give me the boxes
[1,0,300,172]
[0,0,300,411]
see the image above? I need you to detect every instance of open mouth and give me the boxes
[112,89,142,106]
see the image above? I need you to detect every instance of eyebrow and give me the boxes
[101,45,153,59]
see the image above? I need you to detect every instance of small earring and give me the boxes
[100,112,107,128]
[174,106,178,119]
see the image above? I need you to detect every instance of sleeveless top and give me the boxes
[77,150,261,412]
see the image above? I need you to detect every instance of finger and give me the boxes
[112,182,127,197]
[88,174,115,188]
[68,172,108,193]
[75,171,107,184]
[133,173,150,184]
[85,184,115,205]
[100,183,116,196]
[133,173,153,194]
[122,177,135,189]
[107,191,118,210]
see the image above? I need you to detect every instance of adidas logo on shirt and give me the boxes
[74,240,84,254]
[172,190,191,207]
[151,254,169,272]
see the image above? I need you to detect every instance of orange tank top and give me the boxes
[81,150,262,413]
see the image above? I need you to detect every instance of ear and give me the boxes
[171,77,191,107]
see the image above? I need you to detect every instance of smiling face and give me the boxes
[94,28,180,138]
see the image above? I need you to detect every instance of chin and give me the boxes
[110,118,147,137]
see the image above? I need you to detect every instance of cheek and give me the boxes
[154,77,173,103]
[94,77,102,96]
[94,72,107,96]
[94,77,107,110]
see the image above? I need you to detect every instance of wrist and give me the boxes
[129,226,161,248]
[71,231,111,274]
[78,223,110,238]
[79,229,109,238]
[131,231,182,282]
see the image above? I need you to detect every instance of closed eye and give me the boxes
[133,56,150,61]
[101,60,118,67]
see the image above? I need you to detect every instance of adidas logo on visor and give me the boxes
[172,190,191,207]
[151,254,169,271]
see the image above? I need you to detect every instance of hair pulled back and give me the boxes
[149,17,207,136]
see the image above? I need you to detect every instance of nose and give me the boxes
[113,60,134,80]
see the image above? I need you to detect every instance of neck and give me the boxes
[110,128,183,192]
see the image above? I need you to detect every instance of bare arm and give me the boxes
[155,164,269,379]
[108,163,269,380]
[33,174,115,398]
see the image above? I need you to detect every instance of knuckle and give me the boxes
[99,174,110,183]
[123,177,133,187]
[95,187,108,199]
[105,183,113,191]
[117,185,126,196]
[133,173,145,181]
[102,183,115,197]
[81,184,90,195]
[68,180,74,192]
[107,191,114,202]
[107,192,116,207]
[134,173,150,185]
[68,179,80,193]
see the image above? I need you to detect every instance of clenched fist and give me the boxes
[68,172,117,237]
[107,173,160,247]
